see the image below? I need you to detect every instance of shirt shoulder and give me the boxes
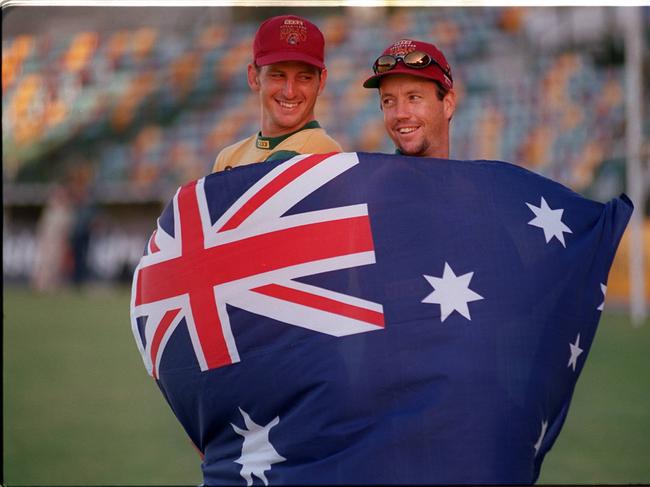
[212,135,258,172]
[212,128,343,173]
[284,128,343,154]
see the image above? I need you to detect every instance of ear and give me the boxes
[317,68,328,95]
[247,63,260,91]
[443,89,456,122]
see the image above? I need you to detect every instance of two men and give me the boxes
[213,14,455,171]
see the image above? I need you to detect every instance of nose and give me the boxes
[393,97,410,120]
[282,78,296,99]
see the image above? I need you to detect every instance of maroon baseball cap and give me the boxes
[253,15,325,69]
[363,39,453,90]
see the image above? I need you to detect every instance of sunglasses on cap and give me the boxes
[372,51,452,80]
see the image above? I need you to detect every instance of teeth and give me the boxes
[279,101,298,109]
[397,127,417,134]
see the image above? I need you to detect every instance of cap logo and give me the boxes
[280,19,307,46]
[388,39,416,57]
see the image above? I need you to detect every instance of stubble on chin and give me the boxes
[398,140,429,158]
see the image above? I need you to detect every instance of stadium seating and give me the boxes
[1,7,641,198]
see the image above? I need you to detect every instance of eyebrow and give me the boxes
[381,89,423,97]
[268,68,316,76]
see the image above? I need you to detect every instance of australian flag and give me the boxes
[130,152,631,485]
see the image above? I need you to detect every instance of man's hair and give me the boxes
[434,81,448,102]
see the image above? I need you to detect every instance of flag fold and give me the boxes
[130,152,631,485]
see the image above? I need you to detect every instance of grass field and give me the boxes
[3,285,649,485]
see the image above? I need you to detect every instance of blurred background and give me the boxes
[3,4,649,485]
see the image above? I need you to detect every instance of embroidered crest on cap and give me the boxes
[280,18,307,46]
[388,39,417,57]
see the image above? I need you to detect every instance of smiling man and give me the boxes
[212,15,342,172]
[363,39,456,159]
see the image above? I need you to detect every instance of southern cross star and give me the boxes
[568,333,584,372]
[534,419,548,456]
[597,283,607,311]
[422,262,484,322]
[526,196,573,247]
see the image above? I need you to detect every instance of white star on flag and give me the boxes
[597,283,607,311]
[526,196,573,247]
[422,262,484,322]
[534,419,548,456]
[231,408,286,486]
[568,333,584,372]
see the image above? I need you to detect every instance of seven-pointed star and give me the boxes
[526,196,573,247]
[568,333,584,372]
[422,262,484,322]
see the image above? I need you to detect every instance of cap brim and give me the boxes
[256,51,325,70]
[362,74,381,88]
[362,65,451,90]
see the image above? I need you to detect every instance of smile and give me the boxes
[278,100,299,110]
[397,127,418,134]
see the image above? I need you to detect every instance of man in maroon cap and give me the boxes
[363,39,456,159]
[212,15,342,172]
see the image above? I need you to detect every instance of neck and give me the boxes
[256,121,321,150]
[260,116,317,138]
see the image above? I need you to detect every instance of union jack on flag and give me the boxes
[131,153,383,378]
[130,152,631,485]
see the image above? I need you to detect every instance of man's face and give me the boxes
[248,61,326,137]
[378,74,455,159]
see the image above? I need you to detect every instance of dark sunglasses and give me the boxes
[372,51,452,80]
